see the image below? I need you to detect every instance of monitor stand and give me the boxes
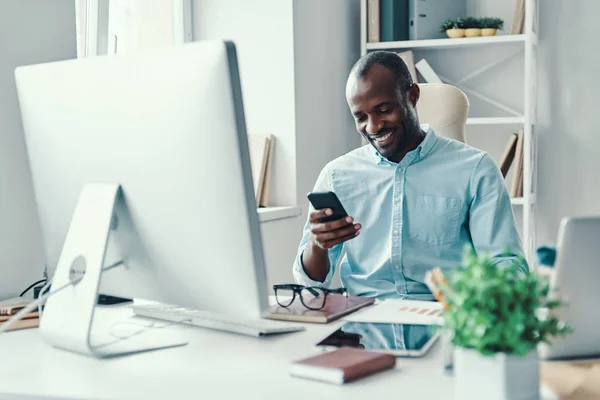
[40,183,188,358]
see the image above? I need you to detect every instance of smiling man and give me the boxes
[292,51,527,300]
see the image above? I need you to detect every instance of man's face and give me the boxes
[346,64,419,161]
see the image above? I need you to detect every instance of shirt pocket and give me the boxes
[409,195,462,246]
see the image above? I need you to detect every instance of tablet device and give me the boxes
[315,322,439,357]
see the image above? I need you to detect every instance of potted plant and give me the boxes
[440,18,465,39]
[479,17,504,36]
[462,16,481,37]
[427,247,572,400]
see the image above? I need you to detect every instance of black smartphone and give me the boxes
[307,191,348,222]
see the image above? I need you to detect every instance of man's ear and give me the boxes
[408,83,420,108]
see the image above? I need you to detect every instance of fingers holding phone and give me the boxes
[307,192,361,249]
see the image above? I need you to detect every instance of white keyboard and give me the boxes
[130,304,305,337]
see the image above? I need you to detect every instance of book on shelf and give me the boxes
[248,134,275,207]
[396,51,418,83]
[510,0,526,34]
[367,0,380,43]
[509,129,525,198]
[498,132,519,178]
[380,0,409,42]
[258,135,275,207]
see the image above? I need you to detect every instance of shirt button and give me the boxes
[394,197,400,203]
[395,265,401,270]
[398,289,405,294]
[393,230,399,236]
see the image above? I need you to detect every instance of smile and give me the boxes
[369,129,395,146]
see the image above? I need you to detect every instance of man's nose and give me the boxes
[366,116,384,135]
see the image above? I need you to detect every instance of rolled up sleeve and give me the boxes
[292,165,344,287]
[468,153,528,275]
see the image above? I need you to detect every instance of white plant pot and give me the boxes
[454,347,539,400]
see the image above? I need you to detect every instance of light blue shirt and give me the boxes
[293,125,526,300]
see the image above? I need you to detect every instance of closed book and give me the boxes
[367,0,380,43]
[248,134,271,205]
[290,347,396,384]
[267,294,374,324]
[258,135,275,207]
[0,298,30,316]
[0,317,39,332]
[380,0,408,42]
[0,311,39,322]
[498,133,519,178]
[510,130,524,197]
[396,51,417,83]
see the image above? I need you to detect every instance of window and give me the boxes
[75,0,192,57]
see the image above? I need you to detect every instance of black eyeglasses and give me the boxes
[273,284,347,311]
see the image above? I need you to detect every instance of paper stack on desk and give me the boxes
[343,299,444,325]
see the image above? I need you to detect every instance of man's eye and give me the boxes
[380,108,391,114]
[356,116,366,123]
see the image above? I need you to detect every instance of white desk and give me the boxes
[0,305,556,400]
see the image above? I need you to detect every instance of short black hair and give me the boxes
[351,51,413,95]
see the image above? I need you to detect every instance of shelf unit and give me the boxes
[360,0,539,263]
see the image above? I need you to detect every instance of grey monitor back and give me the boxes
[540,216,600,360]
[0,0,76,299]
[15,40,269,319]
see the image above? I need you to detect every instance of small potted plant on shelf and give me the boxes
[440,18,465,39]
[427,247,572,400]
[479,17,504,36]
[462,16,481,37]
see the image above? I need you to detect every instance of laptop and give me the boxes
[539,216,600,360]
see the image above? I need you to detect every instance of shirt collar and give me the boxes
[370,124,438,165]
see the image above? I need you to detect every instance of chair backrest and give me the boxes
[416,83,469,143]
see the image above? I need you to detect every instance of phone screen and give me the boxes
[307,191,348,222]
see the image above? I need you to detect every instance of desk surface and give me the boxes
[0,303,556,400]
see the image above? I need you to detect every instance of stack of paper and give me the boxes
[343,299,444,325]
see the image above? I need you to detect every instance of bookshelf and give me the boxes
[360,0,539,264]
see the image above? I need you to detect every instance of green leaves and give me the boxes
[479,17,504,30]
[438,247,572,356]
[439,16,504,32]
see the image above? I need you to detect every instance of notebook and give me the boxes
[290,347,396,384]
[0,297,30,316]
[267,294,375,323]
[0,316,39,332]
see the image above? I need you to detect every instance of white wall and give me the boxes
[535,1,600,245]
[193,0,361,287]
[0,0,77,299]
[193,0,297,207]
[293,0,362,206]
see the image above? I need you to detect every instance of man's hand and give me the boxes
[300,208,361,282]
[309,208,361,249]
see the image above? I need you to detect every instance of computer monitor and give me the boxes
[15,40,269,356]
[540,216,600,360]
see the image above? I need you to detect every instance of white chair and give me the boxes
[416,83,469,144]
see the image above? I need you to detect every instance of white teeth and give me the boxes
[374,132,392,142]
